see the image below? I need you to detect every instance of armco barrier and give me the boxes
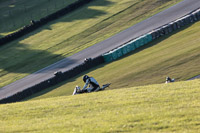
[110,50,117,60]
[147,33,153,42]
[164,25,169,35]
[103,33,153,63]
[183,15,191,25]
[113,48,123,60]
[128,40,136,51]
[138,37,144,47]
[196,11,200,20]
[168,23,173,33]
[103,8,200,63]
[172,22,178,31]
[134,39,140,48]
[143,35,148,44]
[0,55,104,104]
[116,47,123,58]
[180,19,185,27]
[174,19,181,29]
[150,30,159,40]
[130,41,135,51]
[125,43,132,53]
[158,28,165,36]
[102,52,113,63]
[0,0,94,46]
[1,8,200,104]
[138,36,145,46]
[121,45,128,55]
[102,33,153,63]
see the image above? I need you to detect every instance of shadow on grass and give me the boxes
[29,0,114,34]
[0,42,78,74]
[120,23,196,60]
[0,0,77,33]
[25,63,107,100]
[25,23,197,100]
[0,0,113,33]
[0,0,113,74]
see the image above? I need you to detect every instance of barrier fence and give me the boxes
[0,56,104,103]
[103,8,200,63]
[0,0,94,46]
[103,33,153,62]
[0,8,200,104]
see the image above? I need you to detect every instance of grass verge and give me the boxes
[28,21,200,100]
[0,0,78,36]
[0,0,182,88]
[1,79,200,132]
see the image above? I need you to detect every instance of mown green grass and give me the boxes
[1,79,200,132]
[0,0,182,88]
[0,0,78,36]
[29,21,200,100]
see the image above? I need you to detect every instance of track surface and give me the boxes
[1,0,200,100]
[189,75,200,80]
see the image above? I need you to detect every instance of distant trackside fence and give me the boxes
[0,0,94,46]
[0,56,104,103]
[102,8,200,63]
[0,8,200,104]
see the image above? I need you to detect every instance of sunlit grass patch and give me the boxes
[30,21,200,100]
[0,0,182,88]
[1,79,200,132]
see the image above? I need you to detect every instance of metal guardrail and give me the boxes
[1,8,200,104]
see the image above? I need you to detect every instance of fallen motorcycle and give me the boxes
[72,83,111,95]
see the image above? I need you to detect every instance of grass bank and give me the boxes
[0,0,182,88]
[0,0,78,36]
[1,79,200,132]
[29,21,200,100]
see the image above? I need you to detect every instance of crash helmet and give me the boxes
[166,77,170,81]
[83,75,89,82]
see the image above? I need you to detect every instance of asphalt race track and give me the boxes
[0,0,200,100]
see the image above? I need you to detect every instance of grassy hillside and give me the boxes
[0,0,78,36]
[0,0,182,88]
[1,79,200,132]
[29,21,200,100]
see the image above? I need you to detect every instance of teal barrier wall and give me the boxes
[103,52,113,62]
[111,50,118,60]
[102,7,200,63]
[138,36,144,47]
[103,33,153,63]
[134,39,140,48]
[121,45,128,55]
[116,48,123,58]
[146,33,153,43]
[128,40,136,51]
[126,43,132,53]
